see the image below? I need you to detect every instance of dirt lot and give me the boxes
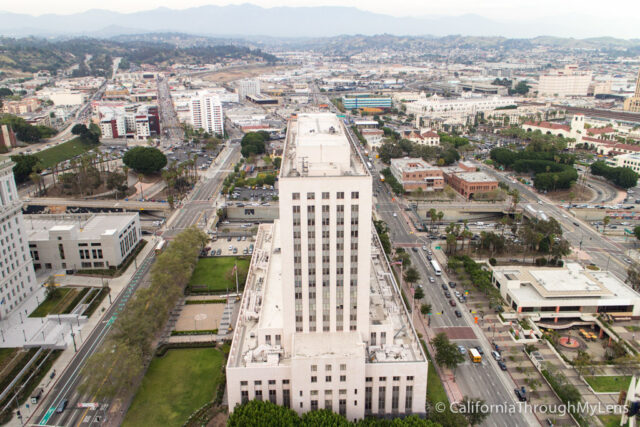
[545,183,594,203]
[175,303,226,332]
[201,64,295,83]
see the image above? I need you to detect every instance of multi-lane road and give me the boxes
[343,125,537,426]
[30,254,156,427]
[479,164,632,280]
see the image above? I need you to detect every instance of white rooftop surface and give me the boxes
[228,222,425,369]
[391,158,438,173]
[492,263,640,304]
[457,171,496,183]
[26,214,136,241]
[282,113,368,178]
[293,332,365,359]
[530,266,606,294]
[257,221,283,331]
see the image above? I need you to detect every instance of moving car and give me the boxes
[454,310,462,318]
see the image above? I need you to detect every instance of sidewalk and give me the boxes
[15,236,158,427]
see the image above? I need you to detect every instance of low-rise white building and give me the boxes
[25,213,141,272]
[491,263,640,320]
[361,129,384,148]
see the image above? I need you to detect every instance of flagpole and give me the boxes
[235,262,239,295]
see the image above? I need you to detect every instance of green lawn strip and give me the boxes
[188,257,250,292]
[28,288,75,317]
[420,340,449,405]
[584,376,632,393]
[35,138,99,169]
[598,414,622,427]
[123,348,224,427]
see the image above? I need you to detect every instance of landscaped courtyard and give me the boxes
[122,348,225,427]
[29,287,79,317]
[584,375,632,393]
[188,256,250,292]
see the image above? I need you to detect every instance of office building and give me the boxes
[226,114,427,420]
[98,105,159,140]
[390,158,444,192]
[490,263,640,320]
[190,92,224,135]
[405,94,514,119]
[624,68,640,112]
[238,79,261,101]
[0,157,38,318]
[442,163,498,199]
[25,213,141,272]
[342,95,392,110]
[537,65,592,97]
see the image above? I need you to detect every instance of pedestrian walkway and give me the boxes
[12,236,157,427]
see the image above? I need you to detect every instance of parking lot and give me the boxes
[166,143,223,170]
[228,186,277,202]
[208,236,254,256]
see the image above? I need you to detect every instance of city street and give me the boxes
[343,126,537,426]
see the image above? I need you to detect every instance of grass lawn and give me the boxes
[29,288,76,317]
[123,348,224,427]
[188,257,250,292]
[598,414,622,427]
[420,340,448,405]
[35,138,99,169]
[584,375,632,393]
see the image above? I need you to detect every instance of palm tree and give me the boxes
[602,216,610,234]
[29,171,42,195]
[138,174,144,200]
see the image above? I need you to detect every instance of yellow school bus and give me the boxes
[469,348,482,363]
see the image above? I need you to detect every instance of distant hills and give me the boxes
[0,4,635,39]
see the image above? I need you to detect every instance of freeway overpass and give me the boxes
[23,197,173,213]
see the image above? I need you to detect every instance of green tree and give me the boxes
[414,287,425,301]
[573,350,592,376]
[420,303,432,316]
[602,216,610,234]
[10,154,41,183]
[431,332,465,377]
[458,396,489,426]
[404,267,420,286]
[106,171,127,198]
[123,146,167,174]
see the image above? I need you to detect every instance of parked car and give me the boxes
[498,360,507,371]
[448,281,456,288]
[491,351,501,361]
[492,341,501,352]
[514,386,527,402]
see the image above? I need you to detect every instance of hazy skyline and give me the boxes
[1,0,636,22]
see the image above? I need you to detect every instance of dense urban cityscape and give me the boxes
[0,2,639,426]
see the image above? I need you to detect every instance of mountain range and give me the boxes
[0,4,634,39]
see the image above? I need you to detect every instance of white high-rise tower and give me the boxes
[189,92,224,135]
[226,113,427,421]
[0,157,37,318]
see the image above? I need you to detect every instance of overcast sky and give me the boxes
[3,0,637,21]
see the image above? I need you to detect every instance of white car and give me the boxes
[393,213,397,217]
